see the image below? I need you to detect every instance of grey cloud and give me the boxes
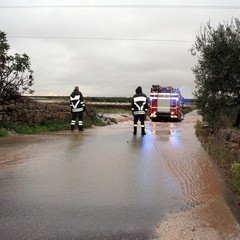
[1,0,239,98]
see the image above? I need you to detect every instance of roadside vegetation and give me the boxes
[192,18,240,201]
[0,121,70,136]
[191,18,240,129]
[195,120,240,200]
[0,107,106,137]
[231,163,240,195]
[0,31,34,100]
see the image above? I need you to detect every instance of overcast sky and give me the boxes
[0,0,239,98]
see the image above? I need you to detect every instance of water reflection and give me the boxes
[128,125,183,209]
[169,131,181,147]
[70,132,83,142]
[0,115,239,239]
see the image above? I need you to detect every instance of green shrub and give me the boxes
[231,162,240,193]
[194,120,211,142]
[208,140,229,169]
[10,124,34,134]
[194,119,203,138]
[6,121,74,134]
[0,128,8,137]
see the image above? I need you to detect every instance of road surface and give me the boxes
[0,111,239,239]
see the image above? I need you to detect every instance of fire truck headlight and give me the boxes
[150,111,156,117]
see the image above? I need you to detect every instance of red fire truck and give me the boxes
[149,85,184,122]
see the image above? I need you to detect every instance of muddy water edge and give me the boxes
[153,111,240,239]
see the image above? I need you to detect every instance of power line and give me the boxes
[0,4,240,9]
[8,35,193,43]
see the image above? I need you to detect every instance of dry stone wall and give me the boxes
[0,97,70,124]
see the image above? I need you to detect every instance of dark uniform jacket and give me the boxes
[131,87,148,115]
[70,89,85,112]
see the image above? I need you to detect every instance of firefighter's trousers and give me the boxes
[133,114,146,135]
[71,111,83,131]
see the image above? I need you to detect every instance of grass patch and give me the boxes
[0,119,106,136]
[0,128,8,137]
[0,121,70,135]
[194,119,211,144]
[231,162,240,195]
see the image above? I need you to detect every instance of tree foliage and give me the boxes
[191,18,240,127]
[0,30,34,100]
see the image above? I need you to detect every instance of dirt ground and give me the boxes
[156,199,240,240]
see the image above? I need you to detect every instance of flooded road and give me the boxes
[0,111,239,239]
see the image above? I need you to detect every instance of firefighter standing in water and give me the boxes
[131,86,148,135]
[70,86,85,131]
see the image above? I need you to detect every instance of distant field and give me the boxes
[29,96,195,113]
[30,96,132,111]
[30,96,131,103]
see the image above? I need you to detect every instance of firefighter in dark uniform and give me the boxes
[70,86,85,131]
[131,86,148,135]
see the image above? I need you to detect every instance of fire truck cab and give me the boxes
[149,85,184,122]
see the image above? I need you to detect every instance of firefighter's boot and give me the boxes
[78,121,84,131]
[71,120,75,131]
[79,125,84,131]
[133,126,137,135]
[141,127,146,135]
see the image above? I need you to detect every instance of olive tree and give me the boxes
[0,30,34,100]
[191,18,240,127]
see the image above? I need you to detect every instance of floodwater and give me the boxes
[0,111,239,240]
